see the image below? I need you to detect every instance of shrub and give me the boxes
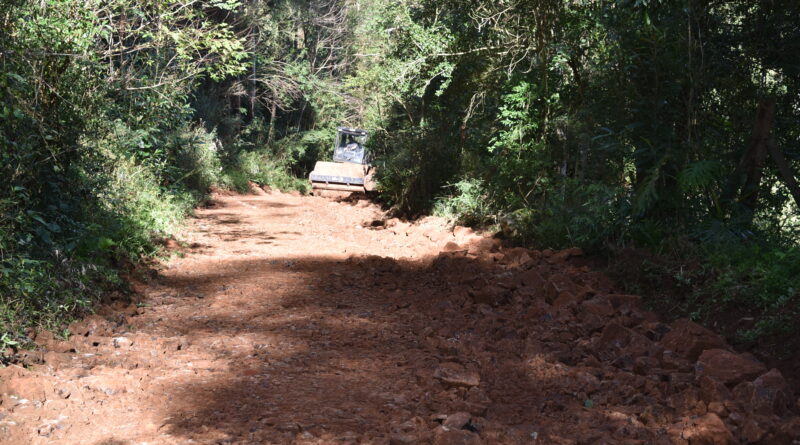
[79,124,196,259]
[173,126,223,193]
[0,255,116,352]
[433,179,495,226]
[497,181,629,251]
[234,149,310,193]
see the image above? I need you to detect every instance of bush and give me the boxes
[79,123,196,259]
[0,255,116,352]
[705,244,800,343]
[232,149,310,194]
[173,126,223,193]
[433,179,495,226]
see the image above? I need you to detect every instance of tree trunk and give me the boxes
[721,98,775,221]
[767,139,800,208]
[739,98,775,220]
[267,101,277,145]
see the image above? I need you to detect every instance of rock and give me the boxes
[580,297,615,318]
[67,314,113,337]
[675,413,734,445]
[633,356,661,375]
[642,321,672,342]
[442,412,472,430]
[707,401,728,418]
[499,248,535,268]
[390,433,419,444]
[546,247,584,264]
[597,323,649,352]
[432,426,482,445]
[112,337,133,349]
[606,294,642,312]
[745,369,792,416]
[42,351,72,369]
[276,422,300,433]
[468,285,508,306]
[0,376,54,402]
[640,404,670,426]
[552,291,583,309]
[434,363,480,388]
[667,387,704,416]
[696,349,767,386]
[544,274,579,303]
[661,350,695,372]
[741,415,770,443]
[578,297,615,334]
[467,238,501,256]
[453,226,475,238]
[660,319,727,361]
[698,375,732,405]
[442,242,467,253]
[776,417,800,445]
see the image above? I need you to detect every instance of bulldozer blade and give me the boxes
[309,161,375,192]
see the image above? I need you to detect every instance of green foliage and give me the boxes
[433,179,495,226]
[0,0,245,352]
[0,256,117,352]
[706,245,800,343]
[173,126,224,193]
[233,150,310,194]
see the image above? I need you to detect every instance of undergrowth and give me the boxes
[435,177,800,351]
[0,121,310,355]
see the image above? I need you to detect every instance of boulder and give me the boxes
[696,349,767,386]
[0,376,54,402]
[552,291,583,309]
[468,285,508,306]
[432,426,482,445]
[67,314,113,337]
[515,268,545,290]
[546,247,584,264]
[579,297,615,318]
[598,323,635,350]
[545,274,580,304]
[499,247,535,268]
[674,413,735,445]
[732,369,792,416]
[467,238,501,256]
[698,375,732,405]
[661,350,695,372]
[740,415,771,444]
[442,412,472,430]
[442,242,467,254]
[660,319,727,361]
[434,363,480,388]
[606,294,642,312]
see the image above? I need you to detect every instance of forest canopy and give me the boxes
[1,0,799,354]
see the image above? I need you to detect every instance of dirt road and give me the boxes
[1,190,798,444]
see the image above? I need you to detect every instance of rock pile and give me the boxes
[398,239,800,444]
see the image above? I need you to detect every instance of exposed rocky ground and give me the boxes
[1,190,798,444]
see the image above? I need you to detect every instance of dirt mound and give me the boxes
[1,191,798,444]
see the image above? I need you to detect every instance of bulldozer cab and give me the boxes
[309,127,377,193]
[333,128,368,164]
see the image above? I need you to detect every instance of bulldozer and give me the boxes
[309,127,377,193]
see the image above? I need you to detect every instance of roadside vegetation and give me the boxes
[2,0,799,357]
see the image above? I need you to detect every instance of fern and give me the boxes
[678,160,722,192]
[633,168,660,216]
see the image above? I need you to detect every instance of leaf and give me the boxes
[677,160,721,192]
[96,237,116,250]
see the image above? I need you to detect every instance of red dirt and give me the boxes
[1,191,799,444]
